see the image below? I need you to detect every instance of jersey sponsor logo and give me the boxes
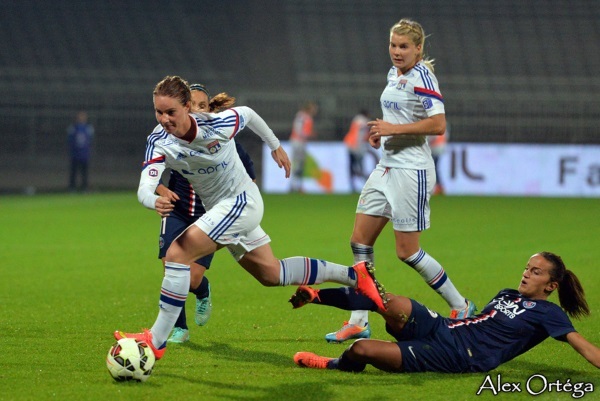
[148,168,159,177]
[382,100,402,110]
[207,140,221,154]
[201,126,220,139]
[181,161,229,175]
[426,308,438,318]
[422,98,433,109]
[493,296,526,319]
[176,152,187,160]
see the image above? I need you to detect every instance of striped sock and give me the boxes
[150,262,190,348]
[278,257,356,286]
[348,242,373,326]
[403,249,465,309]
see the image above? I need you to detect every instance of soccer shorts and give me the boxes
[159,212,214,268]
[356,165,434,232]
[391,299,469,373]
[194,183,271,260]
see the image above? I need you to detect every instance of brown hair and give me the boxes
[190,83,236,113]
[209,93,236,112]
[390,19,435,72]
[540,251,590,319]
[154,76,191,106]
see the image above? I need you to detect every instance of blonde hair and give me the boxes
[390,19,435,72]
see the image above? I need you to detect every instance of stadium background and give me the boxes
[1,0,599,193]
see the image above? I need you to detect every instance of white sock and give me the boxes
[278,257,356,286]
[404,249,465,309]
[348,242,374,326]
[150,262,190,348]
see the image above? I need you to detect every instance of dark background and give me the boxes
[1,0,599,193]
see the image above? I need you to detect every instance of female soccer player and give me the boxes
[115,76,387,360]
[326,18,474,344]
[293,252,600,372]
[154,83,256,343]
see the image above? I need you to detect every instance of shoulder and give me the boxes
[147,126,169,144]
[412,63,439,85]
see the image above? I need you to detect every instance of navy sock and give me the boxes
[190,276,210,299]
[316,287,378,312]
[337,350,367,372]
[174,307,188,330]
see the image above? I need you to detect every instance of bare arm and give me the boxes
[368,114,446,148]
[566,331,600,368]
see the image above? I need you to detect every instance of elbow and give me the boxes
[430,114,446,136]
[433,120,446,136]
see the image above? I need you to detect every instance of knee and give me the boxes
[165,241,190,264]
[396,244,419,261]
[347,339,371,360]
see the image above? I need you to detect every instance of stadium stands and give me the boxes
[1,0,599,192]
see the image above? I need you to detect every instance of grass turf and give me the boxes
[1,192,598,400]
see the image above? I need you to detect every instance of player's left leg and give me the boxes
[236,240,387,310]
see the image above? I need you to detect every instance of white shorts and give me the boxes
[194,182,271,260]
[356,165,435,232]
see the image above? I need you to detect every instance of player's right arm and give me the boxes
[566,331,600,368]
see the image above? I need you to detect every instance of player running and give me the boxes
[114,76,387,360]
[154,83,256,343]
[292,252,600,373]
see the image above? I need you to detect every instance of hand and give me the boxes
[271,146,291,178]
[156,184,180,203]
[155,196,175,217]
[367,118,393,149]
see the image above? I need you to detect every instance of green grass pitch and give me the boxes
[1,193,598,400]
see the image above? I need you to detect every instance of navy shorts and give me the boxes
[158,213,214,268]
[392,299,469,373]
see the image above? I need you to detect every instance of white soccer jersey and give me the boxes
[379,61,445,169]
[138,106,280,210]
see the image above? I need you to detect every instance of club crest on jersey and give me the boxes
[148,168,159,177]
[397,79,408,90]
[522,301,536,309]
[207,140,221,154]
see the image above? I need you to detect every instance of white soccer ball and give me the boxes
[106,338,155,382]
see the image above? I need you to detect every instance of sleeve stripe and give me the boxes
[414,86,444,102]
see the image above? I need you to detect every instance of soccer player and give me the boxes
[115,76,387,360]
[154,83,256,343]
[325,18,474,344]
[292,252,600,373]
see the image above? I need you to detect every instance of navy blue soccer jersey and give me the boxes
[167,170,206,219]
[449,289,575,372]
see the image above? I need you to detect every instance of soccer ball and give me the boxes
[106,338,155,382]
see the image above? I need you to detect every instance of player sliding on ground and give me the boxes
[291,252,600,373]
[114,76,387,361]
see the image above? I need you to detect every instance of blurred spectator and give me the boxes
[67,111,94,192]
[289,101,318,192]
[344,109,370,192]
